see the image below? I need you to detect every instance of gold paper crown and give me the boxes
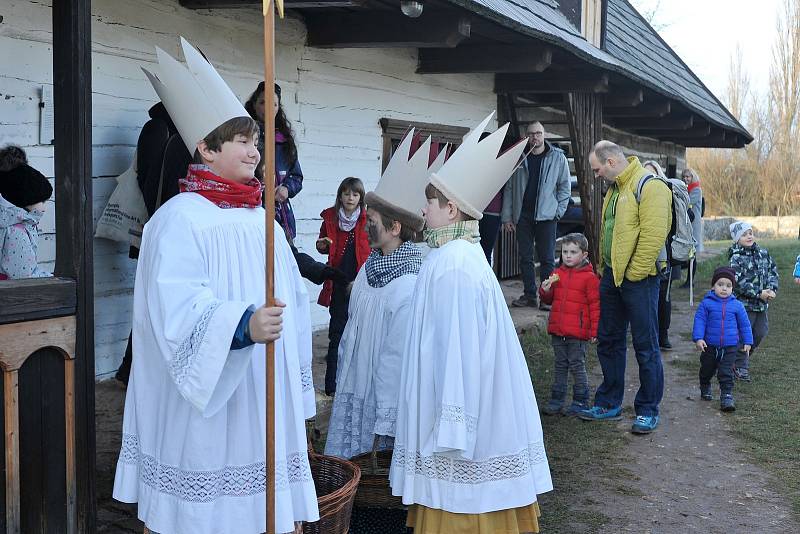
[365,129,434,232]
[141,37,250,154]
[429,112,525,220]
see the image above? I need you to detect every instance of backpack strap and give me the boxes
[634,173,660,203]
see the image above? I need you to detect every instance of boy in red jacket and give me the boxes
[539,233,600,416]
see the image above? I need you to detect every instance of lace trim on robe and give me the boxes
[325,392,395,458]
[120,433,312,502]
[391,441,548,485]
[300,365,313,393]
[437,404,478,436]
[170,301,223,386]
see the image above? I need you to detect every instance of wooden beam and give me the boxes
[0,278,77,325]
[179,0,365,8]
[306,12,471,48]
[52,0,95,531]
[514,93,567,107]
[605,100,671,118]
[611,114,694,130]
[603,89,643,107]
[418,45,552,74]
[664,130,727,145]
[635,123,711,138]
[496,72,609,94]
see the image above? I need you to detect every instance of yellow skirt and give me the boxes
[406,502,541,534]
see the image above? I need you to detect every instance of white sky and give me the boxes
[631,0,783,103]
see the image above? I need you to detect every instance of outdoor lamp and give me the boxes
[401,0,424,18]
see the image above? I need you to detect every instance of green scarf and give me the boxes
[423,220,480,248]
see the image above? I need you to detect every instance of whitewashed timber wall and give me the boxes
[0,0,495,377]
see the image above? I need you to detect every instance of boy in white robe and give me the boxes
[324,132,433,460]
[389,114,553,533]
[113,38,318,534]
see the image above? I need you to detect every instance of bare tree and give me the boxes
[629,0,671,31]
[689,0,800,220]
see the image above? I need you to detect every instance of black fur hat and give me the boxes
[0,145,53,208]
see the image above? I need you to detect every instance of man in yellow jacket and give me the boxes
[578,141,672,434]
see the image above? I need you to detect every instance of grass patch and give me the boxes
[673,239,800,516]
[522,329,638,533]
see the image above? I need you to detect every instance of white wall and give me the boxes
[0,0,495,377]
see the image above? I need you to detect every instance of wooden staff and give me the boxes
[262,1,283,532]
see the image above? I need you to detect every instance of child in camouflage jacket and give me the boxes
[728,221,778,381]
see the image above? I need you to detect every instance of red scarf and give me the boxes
[179,164,263,209]
[687,181,701,193]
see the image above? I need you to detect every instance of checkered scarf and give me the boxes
[364,241,422,288]
[423,220,480,249]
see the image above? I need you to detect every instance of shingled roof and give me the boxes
[446,0,752,144]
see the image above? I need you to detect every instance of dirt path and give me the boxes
[581,296,798,533]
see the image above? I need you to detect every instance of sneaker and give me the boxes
[542,398,564,416]
[564,401,589,417]
[577,405,623,421]
[700,384,712,401]
[734,368,752,382]
[631,415,659,434]
[511,295,538,308]
[720,393,736,412]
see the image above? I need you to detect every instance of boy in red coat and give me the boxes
[539,233,600,416]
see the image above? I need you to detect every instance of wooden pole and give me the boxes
[263,1,277,533]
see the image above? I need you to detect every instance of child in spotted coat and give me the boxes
[0,145,52,280]
[728,221,778,382]
[539,232,600,416]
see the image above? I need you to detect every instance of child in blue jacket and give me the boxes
[794,254,800,284]
[693,267,753,412]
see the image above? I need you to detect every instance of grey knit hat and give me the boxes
[729,221,753,243]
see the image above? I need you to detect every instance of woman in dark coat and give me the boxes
[245,82,303,240]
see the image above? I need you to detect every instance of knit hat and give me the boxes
[711,267,736,287]
[0,145,53,209]
[729,220,752,243]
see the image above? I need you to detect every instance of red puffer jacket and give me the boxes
[317,207,370,307]
[539,261,600,340]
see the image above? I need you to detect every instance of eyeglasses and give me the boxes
[526,132,544,137]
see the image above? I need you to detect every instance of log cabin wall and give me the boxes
[0,0,497,377]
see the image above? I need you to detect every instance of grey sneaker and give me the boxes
[542,398,563,415]
[720,393,736,412]
[512,294,538,308]
[734,368,752,382]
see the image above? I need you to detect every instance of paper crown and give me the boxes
[365,129,436,232]
[429,112,526,220]
[141,37,250,154]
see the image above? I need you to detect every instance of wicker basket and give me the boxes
[349,438,404,510]
[303,449,361,534]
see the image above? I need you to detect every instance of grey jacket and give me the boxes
[0,195,50,279]
[501,141,571,223]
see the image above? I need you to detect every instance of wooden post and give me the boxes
[263,1,277,533]
[565,92,604,264]
[51,0,95,531]
[4,371,19,534]
[0,316,77,534]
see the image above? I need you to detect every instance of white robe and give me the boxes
[389,239,553,514]
[324,267,417,459]
[113,193,318,534]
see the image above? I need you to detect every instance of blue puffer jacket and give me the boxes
[692,290,753,347]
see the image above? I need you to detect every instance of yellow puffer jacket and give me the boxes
[598,156,672,287]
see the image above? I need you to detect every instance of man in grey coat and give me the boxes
[502,121,571,309]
